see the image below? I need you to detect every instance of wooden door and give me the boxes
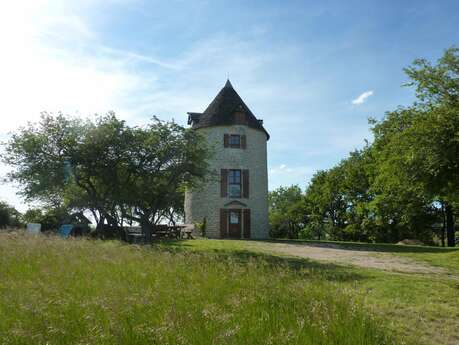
[228,209,242,238]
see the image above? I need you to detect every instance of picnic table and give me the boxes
[180,225,194,239]
[125,224,194,243]
[153,225,194,239]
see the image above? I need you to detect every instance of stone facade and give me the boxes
[184,125,269,239]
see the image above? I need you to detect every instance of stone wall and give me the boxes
[184,125,268,239]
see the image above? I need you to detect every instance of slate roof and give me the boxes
[187,80,269,140]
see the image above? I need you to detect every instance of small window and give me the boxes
[229,134,241,148]
[229,211,240,224]
[228,169,241,198]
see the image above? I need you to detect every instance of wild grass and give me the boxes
[0,232,392,345]
[166,239,459,345]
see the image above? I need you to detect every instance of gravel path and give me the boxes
[254,242,445,274]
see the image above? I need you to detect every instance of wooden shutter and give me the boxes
[221,169,228,197]
[242,169,249,198]
[243,209,251,239]
[223,134,229,148]
[241,135,246,149]
[220,209,228,238]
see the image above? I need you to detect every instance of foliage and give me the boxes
[268,185,306,238]
[0,201,22,229]
[298,47,458,245]
[3,112,210,238]
[370,46,459,246]
[195,217,207,237]
[22,207,73,231]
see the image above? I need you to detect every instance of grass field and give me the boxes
[1,232,458,344]
[166,239,459,345]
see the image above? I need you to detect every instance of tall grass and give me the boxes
[0,233,392,345]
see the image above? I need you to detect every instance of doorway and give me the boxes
[228,209,242,238]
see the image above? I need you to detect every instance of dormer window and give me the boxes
[233,111,247,125]
[224,134,246,149]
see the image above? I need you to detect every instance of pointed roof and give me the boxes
[187,80,269,140]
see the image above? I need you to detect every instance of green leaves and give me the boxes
[300,47,458,245]
[268,185,306,239]
[3,112,211,232]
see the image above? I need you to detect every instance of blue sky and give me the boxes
[0,0,458,211]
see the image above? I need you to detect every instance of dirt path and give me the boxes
[253,242,445,274]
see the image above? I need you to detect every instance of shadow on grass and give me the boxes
[157,240,367,283]
[263,239,459,254]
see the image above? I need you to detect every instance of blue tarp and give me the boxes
[58,224,73,238]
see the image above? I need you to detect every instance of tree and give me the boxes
[304,146,438,243]
[3,112,210,239]
[22,207,72,231]
[116,119,210,241]
[304,167,349,241]
[302,47,458,245]
[268,185,307,238]
[371,47,459,246]
[0,201,22,229]
[3,113,85,206]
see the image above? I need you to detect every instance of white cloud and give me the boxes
[351,90,374,105]
[268,164,315,190]
[269,164,292,174]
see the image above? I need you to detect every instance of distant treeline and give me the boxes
[269,47,458,247]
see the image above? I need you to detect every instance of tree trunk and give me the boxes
[141,218,152,243]
[445,203,455,247]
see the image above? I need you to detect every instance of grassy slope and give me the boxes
[0,233,391,345]
[166,239,459,345]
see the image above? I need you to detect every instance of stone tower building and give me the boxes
[185,80,269,239]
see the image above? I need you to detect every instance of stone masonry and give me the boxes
[184,125,269,239]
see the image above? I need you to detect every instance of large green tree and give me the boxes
[268,185,307,239]
[3,112,210,239]
[301,47,458,245]
[371,47,459,246]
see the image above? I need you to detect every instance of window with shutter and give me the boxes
[229,134,241,148]
[224,134,246,149]
[228,170,242,198]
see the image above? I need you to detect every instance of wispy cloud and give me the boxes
[352,90,374,105]
[0,1,400,209]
